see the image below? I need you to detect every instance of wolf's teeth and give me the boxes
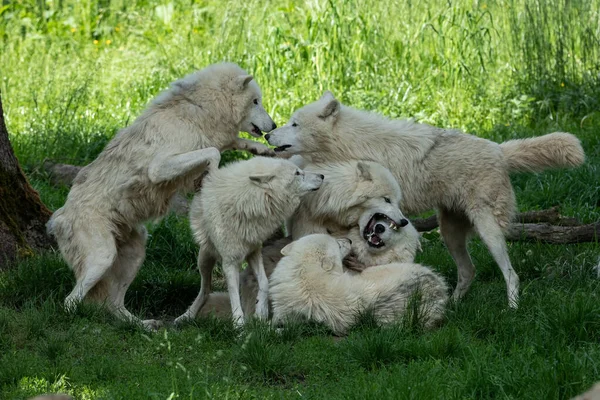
[390,222,398,231]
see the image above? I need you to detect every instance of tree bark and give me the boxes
[412,210,598,244]
[0,92,54,266]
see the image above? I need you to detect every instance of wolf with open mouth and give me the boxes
[284,157,421,269]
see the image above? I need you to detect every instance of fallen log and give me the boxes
[412,207,582,232]
[412,214,598,244]
[506,222,600,244]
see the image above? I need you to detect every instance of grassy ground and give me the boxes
[1,0,600,398]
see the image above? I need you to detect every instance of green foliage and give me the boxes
[2,0,600,167]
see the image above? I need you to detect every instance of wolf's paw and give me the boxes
[142,319,164,331]
[251,146,276,157]
[343,253,367,272]
[64,296,80,313]
[204,147,221,168]
[173,313,192,327]
[255,303,269,320]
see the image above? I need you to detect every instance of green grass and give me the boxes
[1,0,600,398]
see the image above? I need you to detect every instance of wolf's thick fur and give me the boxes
[269,234,448,335]
[175,157,323,326]
[47,63,277,329]
[266,92,585,307]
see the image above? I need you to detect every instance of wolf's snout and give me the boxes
[271,122,277,131]
[374,223,386,234]
[399,218,409,227]
[265,134,271,141]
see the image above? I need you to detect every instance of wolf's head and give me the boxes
[350,162,408,249]
[265,91,340,154]
[357,209,412,251]
[169,62,277,137]
[281,233,352,274]
[247,157,324,197]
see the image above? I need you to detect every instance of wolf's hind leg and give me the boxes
[472,210,520,308]
[98,226,162,330]
[438,208,476,302]
[174,249,216,325]
[64,228,117,311]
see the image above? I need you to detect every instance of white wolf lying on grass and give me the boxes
[266,91,585,308]
[175,157,324,326]
[197,210,421,319]
[47,62,277,330]
[268,234,449,335]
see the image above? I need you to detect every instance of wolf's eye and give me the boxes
[384,197,391,203]
[253,99,258,105]
[292,122,298,127]
[295,170,301,175]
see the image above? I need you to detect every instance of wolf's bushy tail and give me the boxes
[500,132,585,173]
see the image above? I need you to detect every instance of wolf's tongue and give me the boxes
[370,235,381,245]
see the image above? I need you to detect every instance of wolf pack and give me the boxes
[47,62,585,334]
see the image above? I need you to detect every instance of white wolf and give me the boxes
[269,234,449,335]
[47,62,277,329]
[175,157,324,326]
[288,160,410,244]
[285,156,421,267]
[266,91,585,307]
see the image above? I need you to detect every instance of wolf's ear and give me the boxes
[173,79,193,92]
[320,91,335,101]
[281,242,294,256]
[231,74,254,91]
[319,98,340,120]
[320,256,338,272]
[356,162,372,181]
[250,174,275,185]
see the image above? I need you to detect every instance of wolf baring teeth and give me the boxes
[362,213,409,248]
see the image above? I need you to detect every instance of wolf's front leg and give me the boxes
[148,147,221,184]
[248,248,269,320]
[230,137,275,157]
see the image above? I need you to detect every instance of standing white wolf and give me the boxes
[269,234,448,335]
[266,91,585,307]
[47,63,276,329]
[175,157,324,326]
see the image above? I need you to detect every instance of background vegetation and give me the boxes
[1,0,599,398]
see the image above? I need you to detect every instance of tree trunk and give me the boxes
[0,92,54,267]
